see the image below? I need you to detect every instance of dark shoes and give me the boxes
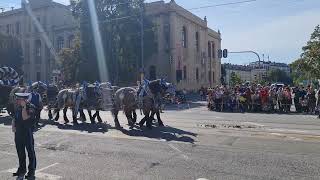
[13,170,26,177]
[25,171,35,180]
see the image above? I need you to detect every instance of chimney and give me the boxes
[204,16,207,22]
[11,7,14,10]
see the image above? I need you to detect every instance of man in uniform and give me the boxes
[12,93,37,180]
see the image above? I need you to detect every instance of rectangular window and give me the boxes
[212,43,215,59]
[36,72,41,81]
[195,32,199,52]
[208,71,212,83]
[6,24,10,34]
[16,22,20,35]
[183,66,187,80]
[212,71,215,82]
[176,70,182,83]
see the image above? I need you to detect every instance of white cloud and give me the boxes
[222,9,320,63]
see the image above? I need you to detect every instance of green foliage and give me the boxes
[58,35,82,83]
[266,69,292,85]
[71,0,157,84]
[230,72,242,86]
[291,25,320,83]
[0,33,23,74]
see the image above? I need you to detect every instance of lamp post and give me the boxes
[140,3,144,81]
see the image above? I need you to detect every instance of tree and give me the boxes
[71,0,157,84]
[266,69,292,85]
[0,33,24,74]
[58,35,82,84]
[230,72,242,86]
[291,25,320,82]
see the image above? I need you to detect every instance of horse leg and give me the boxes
[96,111,102,123]
[125,111,134,127]
[88,110,94,124]
[48,109,53,120]
[79,109,86,121]
[54,109,60,121]
[132,110,137,124]
[63,107,69,123]
[145,112,152,129]
[138,110,148,128]
[156,110,164,127]
[72,108,78,125]
[112,109,121,128]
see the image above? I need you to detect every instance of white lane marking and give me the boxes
[197,178,209,180]
[168,144,189,160]
[6,167,62,180]
[244,122,265,127]
[37,163,59,172]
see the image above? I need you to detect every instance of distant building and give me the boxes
[223,63,252,86]
[249,61,290,82]
[223,61,291,85]
[0,0,76,83]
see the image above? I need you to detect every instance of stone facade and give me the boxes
[0,0,76,83]
[145,0,222,90]
[0,0,222,90]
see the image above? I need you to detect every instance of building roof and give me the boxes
[0,0,68,18]
[146,0,220,38]
[223,63,252,71]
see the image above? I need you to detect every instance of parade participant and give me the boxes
[30,87,42,127]
[12,93,37,180]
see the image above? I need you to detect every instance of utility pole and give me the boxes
[140,3,145,82]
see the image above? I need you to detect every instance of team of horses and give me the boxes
[0,79,175,130]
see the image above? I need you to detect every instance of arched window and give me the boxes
[57,37,64,52]
[208,41,211,58]
[182,26,187,48]
[35,40,41,64]
[195,32,199,52]
[183,65,187,80]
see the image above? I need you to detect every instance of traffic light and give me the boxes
[218,49,228,58]
[218,50,222,58]
[223,49,228,58]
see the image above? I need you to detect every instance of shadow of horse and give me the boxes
[0,115,12,126]
[56,122,116,134]
[120,125,197,144]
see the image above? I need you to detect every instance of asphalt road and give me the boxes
[0,102,320,180]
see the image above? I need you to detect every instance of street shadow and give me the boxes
[120,125,197,144]
[0,115,12,126]
[165,101,205,111]
[56,121,115,134]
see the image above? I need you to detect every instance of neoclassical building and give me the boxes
[0,0,221,89]
[0,0,76,83]
[145,0,222,90]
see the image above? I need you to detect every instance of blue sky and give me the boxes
[1,0,320,65]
